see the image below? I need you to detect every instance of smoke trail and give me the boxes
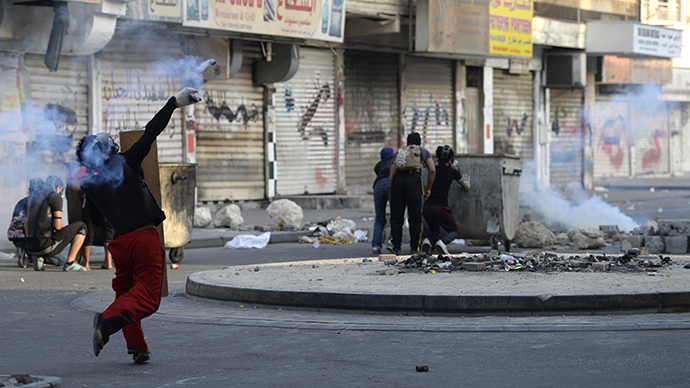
[147,55,216,94]
[520,161,639,232]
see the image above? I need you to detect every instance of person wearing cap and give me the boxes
[371,146,395,256]
[388,132,436,255]
[24,175,88,271]
[421,145,470,255]
[73,87,201,364]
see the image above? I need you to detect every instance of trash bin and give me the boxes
[448,154,521,251]
[159,163,197,263]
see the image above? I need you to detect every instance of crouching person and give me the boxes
[25,175,88,271]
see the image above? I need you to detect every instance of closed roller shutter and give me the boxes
[344,51,398,194]
[403,57,453,151]
[632,100,669,176]
[274,48,337,195]
[196,43,265,201]
[549,88,584,187]
[493,69,533,160]
[99,29,185,163]
[593,94,631,180]
[24,54,89,143]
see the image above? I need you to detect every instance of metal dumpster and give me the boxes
[159,163,197,263]
[448,154,521,251]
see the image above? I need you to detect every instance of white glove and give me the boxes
[174,87,202,107]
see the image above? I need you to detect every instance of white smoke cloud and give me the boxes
[520,161,639,232]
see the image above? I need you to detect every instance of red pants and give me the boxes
[101,229,165,353]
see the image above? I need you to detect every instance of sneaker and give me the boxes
[421,238,431,254]
[33,257,44,271]
[93,313,104,357]
[434,240,449,255]
[131,351,151,364]
[386,246,400,255]
[371,248,381,257]
[64,261,89,272]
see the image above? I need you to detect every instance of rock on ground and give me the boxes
[266,199,303,228]
[632,220,659,236]
[213,204,244,228]
[193,207,212,228]
[568,228,606,249]
[515,221,556,248]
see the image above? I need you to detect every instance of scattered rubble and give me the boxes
[299,217,368,244]
[380,249,674,275]
[620,219,690,254]
[266,199,303,229]
[514,221,556,248]
[193,207,212,228]
[212,204,244,228]
[568,227,606,250]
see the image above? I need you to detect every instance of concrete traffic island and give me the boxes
[186,255,690,316]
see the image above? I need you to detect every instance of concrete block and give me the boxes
[592,262,609,272]
[569,260,588,268]
[639,255,662,267]
[378,254,397,262]
[620,235,642,251]
[644,236,665,254]
[462,262,486,271]
[658,220,690,236]
[663,236,688,254]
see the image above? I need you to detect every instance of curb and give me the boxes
[185,274,690,316]
[187,229,371,249]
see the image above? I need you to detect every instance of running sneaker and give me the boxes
[93,312,104,357]
[131,351,151,364]
[33,257,44,271]
[64,261,89,272]
[434,240,449,255]
[421,238,431,254]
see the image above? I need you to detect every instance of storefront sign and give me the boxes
[509,58,529,74]
[415,0,489,55]
[600,55,672,85]
[489,0,533,58]
[634,25,682,58]
[183,0,345,42]
[126,0,182,20]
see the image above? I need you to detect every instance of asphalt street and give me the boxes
[3,188,690,387]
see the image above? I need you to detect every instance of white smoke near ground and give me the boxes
[520,161,639,232]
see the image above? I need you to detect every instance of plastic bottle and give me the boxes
[499,254,514,261]
[313,242,320,248]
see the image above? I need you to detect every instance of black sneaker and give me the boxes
[93,313,105,357]
[386,246,400,255]
[131,351,151,364]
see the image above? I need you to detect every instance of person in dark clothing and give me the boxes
[25,175,88,271]
[74,87,201,364]
[10,178,44,267]
[371,147,395,256]
[421,145,470,255]
[388,132,436,255]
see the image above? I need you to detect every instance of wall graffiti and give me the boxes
[204,91,259,126]
[407,95,450,138]
[598,115,628,170]
[297,83,331,147]
[284,83,294,113]
[102,69,177,102]
[641,129,666,170]
[345,84,388,145]
[506,112,528,137]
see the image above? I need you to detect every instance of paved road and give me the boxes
[3,189,690,387]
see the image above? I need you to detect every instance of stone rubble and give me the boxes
[390,249,673,275]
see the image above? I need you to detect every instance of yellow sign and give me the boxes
[489,0,532,58]
[184,0,345,42]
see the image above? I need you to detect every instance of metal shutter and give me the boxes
[593,94,631,180]
[24,53,89,142]
[195,44,265,201]
[99,30,185,163]
[549,88,584,187]
[344,51,398,194]
[402,57,454,151]
[273,48,337,195]
[493,69,534,160]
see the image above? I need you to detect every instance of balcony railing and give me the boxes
[641,0,683,24]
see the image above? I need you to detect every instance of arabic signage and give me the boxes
[183,0,345,42]
[126,0,182,20]
[489,0,533,58]
[634,25,682,58]
[415,0,489,55]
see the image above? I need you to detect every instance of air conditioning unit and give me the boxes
[544,52,586,88]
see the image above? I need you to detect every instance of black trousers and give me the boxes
[390,170,424,252]
[423,204,460,245]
